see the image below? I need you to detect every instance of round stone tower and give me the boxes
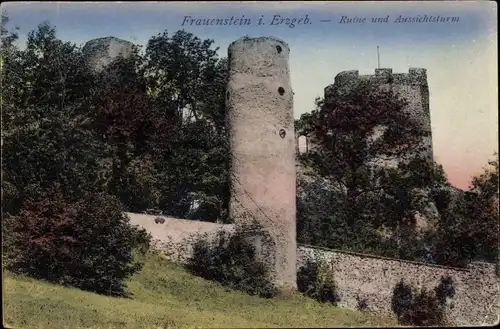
[82,36,134,73]
[226,36,297,290]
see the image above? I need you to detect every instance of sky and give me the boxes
[1,1,498,190]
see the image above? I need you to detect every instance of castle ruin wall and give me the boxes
[82,37,135,73]
[298,245,499,326]
[324,68,434,163]
[127,212,499,326]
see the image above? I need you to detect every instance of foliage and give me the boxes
[428,153,499,266]
[295,80,437,260]
[152,119,230,221]
[2,21,103,215]
[303,80,429,189]
[391,276,456,326]
[2,20,230,222]
[295,78,498,268]
[1,13,19,48]
[434,276,456,305]
[2,112,108,214]
[3,189,151,296]
[297,258,340,305]
[89,52,166,212]
[186,223,278,298]
[465,154,499,262]
[131,29,230,220]
[143,30,221,124]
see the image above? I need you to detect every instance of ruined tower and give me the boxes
[226,37,297,289]
[82,37,134,73]
[324,68,434,164]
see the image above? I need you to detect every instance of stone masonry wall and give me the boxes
[128,212,499,326]
[126,212,234,263]
[298,245,499,326]
[226,36,297,289]
[82,37,134,73]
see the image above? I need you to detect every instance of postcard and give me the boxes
[1,1,498,328]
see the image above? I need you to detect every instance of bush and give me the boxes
[186,224,278,298]
[3,189,151,296]
[297,258,340,305]
[356,295,369,311]
[434,275,456,304]
[391,276,455,326]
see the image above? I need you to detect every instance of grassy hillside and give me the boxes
[4,251,395,328]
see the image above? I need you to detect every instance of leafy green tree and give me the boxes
[2,112,109,214]
[429,153,499,266]
[141,29,230,221]
[1,13,19,46]
[89,51,167,211]
[187,220,278,298]
[2,22,103,214]
[143,30,220,125]
[2,21,151,296]
[1,12,21,208]
[467,154,499,262]
[151,118,230,221]
[80,30,230,219]
[296,80,433,257]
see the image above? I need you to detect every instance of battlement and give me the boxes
[333,68,428,87]
[326,66,433,162]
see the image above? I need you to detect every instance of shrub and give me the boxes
[434,275,456,304]
[186,224,278,298]
[3,189,151,296]
[297,258,340,305]
[391,276,455,326]
[356,295,369,311]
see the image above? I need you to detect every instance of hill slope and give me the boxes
[4,251,395,328]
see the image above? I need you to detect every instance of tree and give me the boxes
[467,154,499,262]
[2,22,152,296]
[297,79,433,257]
[1,13,19,47]
[2,22,103,214]
[143,30,220,125]
[1,12,20,208]
[427,153,499,267]
[89,51,168,211]
[3,21,231,224]
[141,29,230,221]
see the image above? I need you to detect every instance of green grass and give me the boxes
[4,251,396,328]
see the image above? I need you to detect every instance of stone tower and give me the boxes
[324,68,433,164]
[82,37,135,73]
[226,37,297,289]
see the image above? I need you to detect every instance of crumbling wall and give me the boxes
[298,245,499,326]
[82,36,135,73]
[315,68,438,230]
[225,36,297,289]
[324,68,433,163]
